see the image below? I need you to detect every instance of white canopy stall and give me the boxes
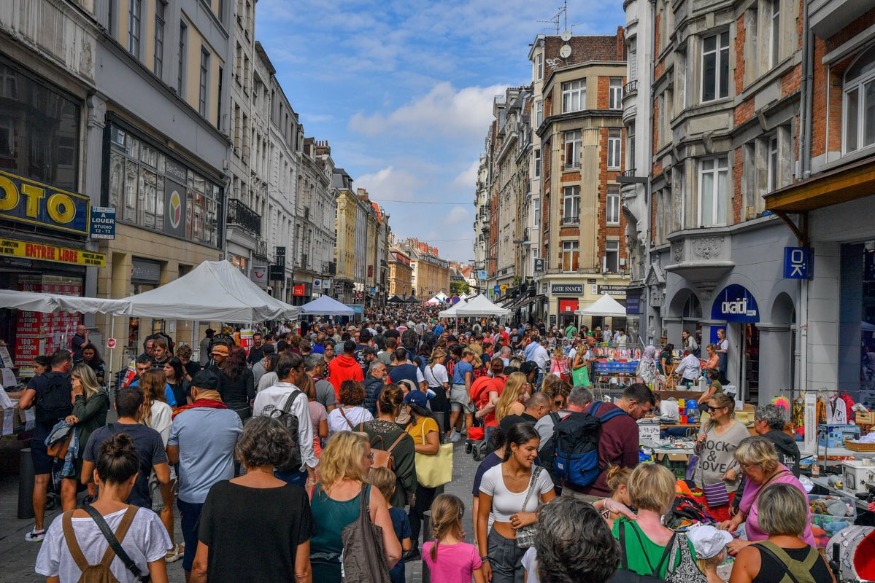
[439,294,510,319]
[574,293,627,317]
[299,295,355,317]
[119,260,298,322]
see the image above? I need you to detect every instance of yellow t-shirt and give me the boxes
[406,415,440,445]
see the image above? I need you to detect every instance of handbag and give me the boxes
[702,481,730,507]
[341,484,391,583]
[664,532,708,583]
[514,466,543,549]
[367,429,407,470]
[571,365,590,387]
[414,421,453,488]
[46,428,73,460]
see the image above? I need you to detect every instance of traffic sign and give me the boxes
[107,338,116,349]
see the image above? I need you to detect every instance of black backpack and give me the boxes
[553,402,626,488]
[269,390,303,473]
[36,372,73,425]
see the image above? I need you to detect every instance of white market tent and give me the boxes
[120,260,298,322]
[441,294,510,318]
[0,289,130,314]
[574,293,627,317]
[299,294,354,316]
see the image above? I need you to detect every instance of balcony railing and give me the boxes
[624,80,638,96]
[254,236,268,261]
[562,215,579,225]
[227,199,262,236]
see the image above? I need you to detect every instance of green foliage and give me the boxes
[450,280,469,295]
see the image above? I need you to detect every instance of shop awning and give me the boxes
[765,154,875,212]
[0,290,130,314]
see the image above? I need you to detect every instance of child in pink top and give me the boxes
[423,494,486,583]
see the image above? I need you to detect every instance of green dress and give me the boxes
[611,518,697,578]
[310,484,368,583]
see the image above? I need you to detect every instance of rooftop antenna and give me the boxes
[538,0,567,35]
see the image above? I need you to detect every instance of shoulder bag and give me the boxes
[664,532,708,583]
[514,466,544,549]
[414,420,453,488]
[341,484,391,583]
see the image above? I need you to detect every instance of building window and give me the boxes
[563,186,580,224]
[534,148,541,178]
[564,130,581,169]
[561,241,580,272]
[0,58,80,191]
[629,43,637,80]
[702,31,729,102]
[216,67,223,129]
[108,0,116,37]
[177,22,187,96]
[128,0,142,58]
[604,240,619,273]
[609,78,623,109]
[562,79,586,113]
[607,129,622,169]
[843,45,875,154]
[534,200,540,227]
[107,123,222,247]
[770,0,781,68]
[698,157,729,227]
[606,185,621,225]
[626,121,636,171]
[536,100,543,126]
[154,1,165,78]
[199,48,210,117]
[767,135,779,193]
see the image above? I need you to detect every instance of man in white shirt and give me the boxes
[252,352,317,486]
[673,349,702,388]
[527,336,550,389]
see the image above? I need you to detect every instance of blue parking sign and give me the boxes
[783,247,810,279]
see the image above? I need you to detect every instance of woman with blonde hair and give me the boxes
[611,464,704,580]
[693,392,748,522]
[420,347,450,434]
[309,431,401,583]
[60,364,110,509]
[495,372,529,422]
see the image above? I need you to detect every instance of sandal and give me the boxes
[165,543,185,563]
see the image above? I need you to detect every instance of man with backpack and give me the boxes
[252,352,317,487]
[553,383,655,500]
[18,349,75,541]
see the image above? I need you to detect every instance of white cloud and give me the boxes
[348,82,505,139]
[452,158,481,190]
[443,206,470,226]
[355,166,420,202]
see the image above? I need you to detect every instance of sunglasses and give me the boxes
[554,400,564,406]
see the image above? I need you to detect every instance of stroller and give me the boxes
[466,424,487,461]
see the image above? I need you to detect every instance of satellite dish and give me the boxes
[560,44,572,59]
[561,30,572,42]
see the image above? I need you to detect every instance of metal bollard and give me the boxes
[18,448,35,520]
[421,510,431,583]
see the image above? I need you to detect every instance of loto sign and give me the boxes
[0,170,90,235]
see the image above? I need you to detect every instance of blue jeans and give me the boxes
[275,468,307,486]
[177,498,204,572]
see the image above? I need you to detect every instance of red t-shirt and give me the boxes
[482,376,506,428]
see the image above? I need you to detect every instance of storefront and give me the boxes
[710,284,761,402]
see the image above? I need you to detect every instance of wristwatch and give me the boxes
[480,556,490,563]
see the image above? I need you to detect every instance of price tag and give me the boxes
[639,423,660,444]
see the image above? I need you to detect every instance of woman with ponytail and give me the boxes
[362,384,416,508]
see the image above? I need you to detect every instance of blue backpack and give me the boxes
[553,402,627,488]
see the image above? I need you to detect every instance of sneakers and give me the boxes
[403,548,421,563]
[25,528,46,542]
[448,430,461,443]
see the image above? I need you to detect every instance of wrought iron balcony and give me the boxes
[254,236,268,261]
[624,80,638,96]
[562,215,579,225]
[227,199,262,236]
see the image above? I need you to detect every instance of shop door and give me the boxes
[738,323,760,403]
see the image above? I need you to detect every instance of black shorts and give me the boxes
[30,439,55,475]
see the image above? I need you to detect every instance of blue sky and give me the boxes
[256,0,626,262]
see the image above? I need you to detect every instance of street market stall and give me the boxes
[299,295,355,317]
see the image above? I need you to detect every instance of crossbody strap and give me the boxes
[520,466,542,513]
[386,431,407,454]
[626,521,676,577]
[83,505,149,581]
[339,407,354,429]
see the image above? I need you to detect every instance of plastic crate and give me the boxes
[809,494,857,548]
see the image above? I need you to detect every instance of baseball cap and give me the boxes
[211,344,230,357]
[687,525,732,560]
[191,369,221,391]
[403,389,428,407]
